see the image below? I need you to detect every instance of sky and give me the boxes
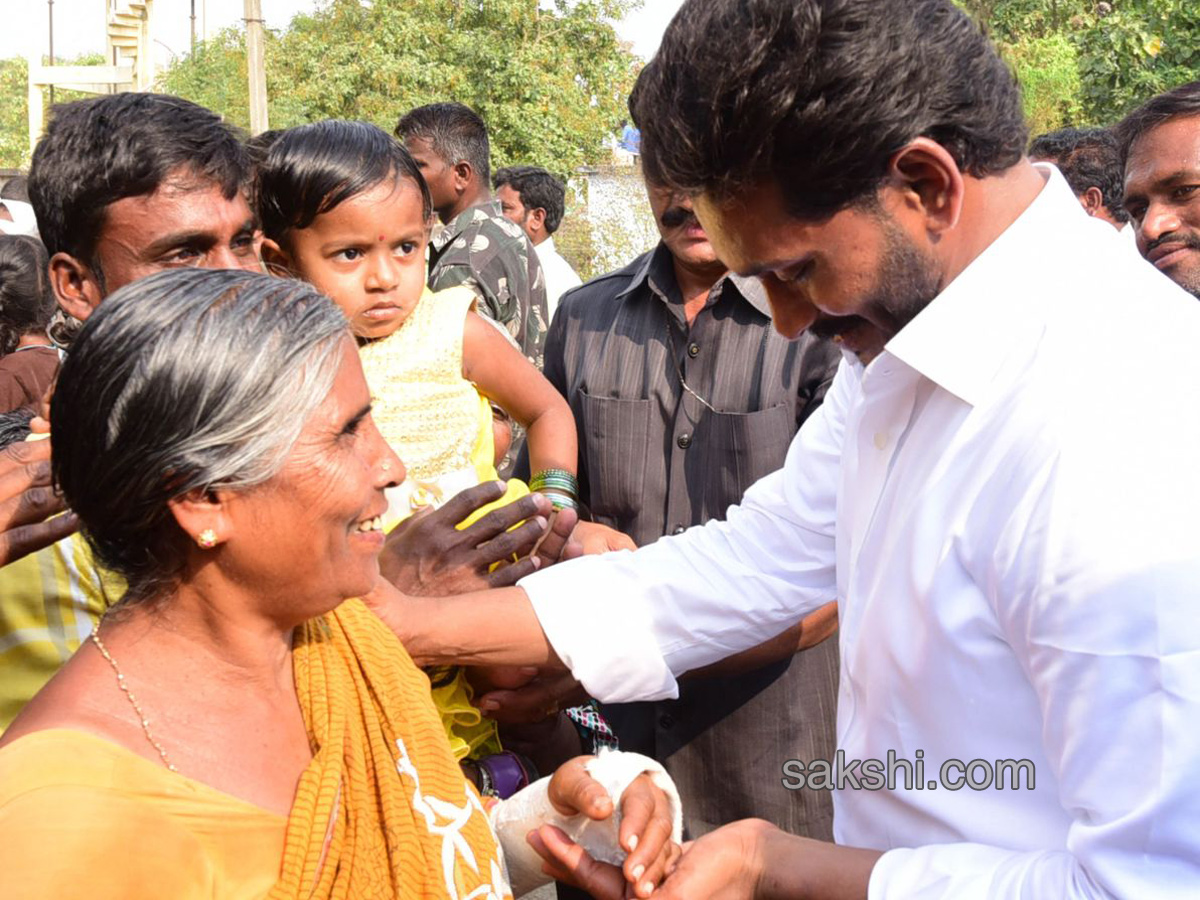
[1,1,686,70]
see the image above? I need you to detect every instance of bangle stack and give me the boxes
[466,751,538,799]
[530,468,579,511]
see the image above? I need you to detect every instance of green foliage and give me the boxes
[1000,32,1084,135]
[0,57,27,169]
[160,0,642,177]
[0,54,106,169]
[956,0,1200,132]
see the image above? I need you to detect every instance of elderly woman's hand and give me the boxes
[531,758,682,899]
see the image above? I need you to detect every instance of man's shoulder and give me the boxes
[556,250,655,317]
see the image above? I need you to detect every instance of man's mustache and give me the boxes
[661,206,699,230]
[809,314,870,342]
[1146,230,1200,256]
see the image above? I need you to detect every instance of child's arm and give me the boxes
[462,311,578,485]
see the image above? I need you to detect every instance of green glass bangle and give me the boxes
[537,489,579,510]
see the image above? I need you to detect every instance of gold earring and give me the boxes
[197,529,219,549]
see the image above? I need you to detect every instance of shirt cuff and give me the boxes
[519,554,679,703]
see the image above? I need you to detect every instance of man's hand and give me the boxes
[572,521,637,555]
[653,820,882,900]
[377,482,582,595]
[0,438,78,567]
[531,759,682,899]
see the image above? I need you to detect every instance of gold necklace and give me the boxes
[90,629,178,773]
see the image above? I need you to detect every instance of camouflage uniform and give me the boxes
[428,199,549,369]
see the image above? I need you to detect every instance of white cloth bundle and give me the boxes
[490,750,683,897]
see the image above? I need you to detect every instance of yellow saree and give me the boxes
[271,599,512,900]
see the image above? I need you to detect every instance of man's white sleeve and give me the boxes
[519,358,854,703]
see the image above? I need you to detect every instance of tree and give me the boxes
[955,0,1200,132]
[160,0,642,178]
[0,54,107,169]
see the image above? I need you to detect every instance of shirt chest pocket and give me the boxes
[697,403,795,509]
[576,389,652,519]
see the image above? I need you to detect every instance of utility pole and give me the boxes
[47,0,55,104]
[245,0,269,135]
[191,0,196,53]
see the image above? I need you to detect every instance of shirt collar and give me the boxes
[882,164,1078,406]
[617,242,773,319]
[541,236,556,256]
[434,199,504,251]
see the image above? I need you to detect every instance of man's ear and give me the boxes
[167,487,237,552]
[261,237,295,277]
[886,138,966,236]
[453,160,473,195]
[48,252,104,323]
[1080,186,1106,218]
[528,207,547,238]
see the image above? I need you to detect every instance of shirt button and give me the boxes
[658,713,675,730]
[677,432,692,449]
[873,432,888,450]
[687,342,700,358]
[672,524,686,535]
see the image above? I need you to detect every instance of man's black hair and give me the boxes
[493,165,567,234]
[1029,127,1130,223]
[632,0,1027,220]
[1114,81,1200,162]
[255,120,432,243]
[395,102,491,187]
[0,176,29,203]
[27,93,248,264]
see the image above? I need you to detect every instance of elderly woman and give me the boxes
[0,269,679,899]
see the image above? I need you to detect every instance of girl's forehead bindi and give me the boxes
[378,234,386,242]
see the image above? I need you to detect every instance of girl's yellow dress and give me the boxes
[358,286,527,761]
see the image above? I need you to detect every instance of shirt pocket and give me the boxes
[577,389,652,519]
[701,403,794,509]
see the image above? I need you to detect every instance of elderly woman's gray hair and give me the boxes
[51,268,349,605]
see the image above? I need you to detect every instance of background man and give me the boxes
[391,1,1200,896]
[396,103,549,367]
[494,165,582,321]
[1029,126,1131,231]
[537,168,841,843]
[1117,80,1200,299]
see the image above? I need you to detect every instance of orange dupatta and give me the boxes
[269,599,512,900]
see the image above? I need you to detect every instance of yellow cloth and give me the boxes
[359,286,526,761]
[0,730,286,898]
[274,599,510,899]
[0,600,512,899]
[0,532,124,730]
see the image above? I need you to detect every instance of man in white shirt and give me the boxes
[385,2,1200,897]
[494,165,582,320]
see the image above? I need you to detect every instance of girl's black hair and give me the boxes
[255,120,433,242]
[0,235,55,356]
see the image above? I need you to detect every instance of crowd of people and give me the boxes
[0,0,1198,897]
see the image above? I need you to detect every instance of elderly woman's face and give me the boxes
[220,338,404,615]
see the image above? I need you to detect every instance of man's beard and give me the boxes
[1145,231,1200,299]
[867,217,943,340]
[809,216,942,352]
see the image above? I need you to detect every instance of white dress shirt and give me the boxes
[534,236,582,322]
[521,167,1200,898]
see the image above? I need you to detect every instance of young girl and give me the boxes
[255,120,580,765]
